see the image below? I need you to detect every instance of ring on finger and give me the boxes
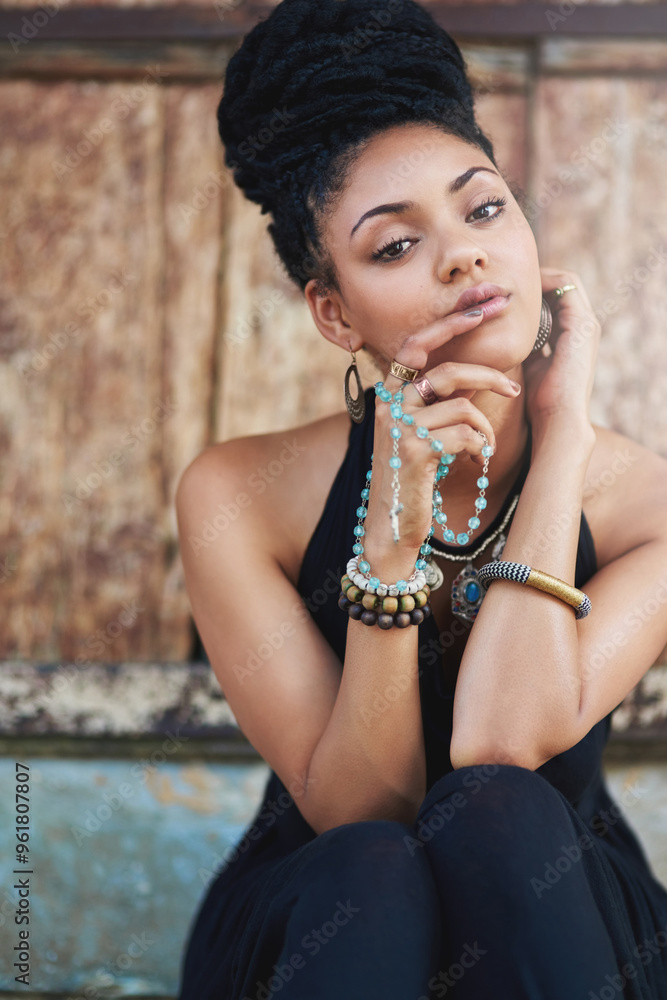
[389,359,420,382]
[411,373,439,406]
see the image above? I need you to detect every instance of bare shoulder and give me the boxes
[582,422,667,572]
[176,407,353,583]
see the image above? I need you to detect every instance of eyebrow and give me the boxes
[349,166,501,243]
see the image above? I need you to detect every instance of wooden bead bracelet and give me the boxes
[338,574,432,629]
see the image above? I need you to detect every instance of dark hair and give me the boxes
[217,0,512,297]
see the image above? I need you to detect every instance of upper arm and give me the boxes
[175,442,344,827]
[571,437,667,742]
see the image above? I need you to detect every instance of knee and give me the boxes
[302,819,439,912]
[415,764,570,847]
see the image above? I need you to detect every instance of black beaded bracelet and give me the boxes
[338,575,432,629]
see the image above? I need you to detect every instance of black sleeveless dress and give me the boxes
[177,386,667,1000]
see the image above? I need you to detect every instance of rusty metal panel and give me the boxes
[0,756,270,994]
[0,77,223,662]
[532,74,667,458]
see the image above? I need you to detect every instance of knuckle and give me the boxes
[455,397,476,416]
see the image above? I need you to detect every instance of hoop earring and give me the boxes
[344,349,366,423]
[532,297,552,352]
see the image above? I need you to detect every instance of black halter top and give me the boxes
[297,385,605,802]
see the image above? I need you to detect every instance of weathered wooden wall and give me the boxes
[0,4,665,667]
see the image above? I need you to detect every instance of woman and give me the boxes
[175,1,667,997]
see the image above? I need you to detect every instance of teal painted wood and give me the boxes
[0,757,269,995]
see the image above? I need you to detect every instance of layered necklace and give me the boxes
[426,493,520,623]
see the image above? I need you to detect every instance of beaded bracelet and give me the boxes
[338,575,432,629]
[345,556,426,596]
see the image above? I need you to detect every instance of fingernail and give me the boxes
[509,379,521,393]
[464,307,483,317]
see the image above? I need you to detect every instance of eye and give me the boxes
[471,195,508,222]
[371,236,415,262]
[370,195,508,263]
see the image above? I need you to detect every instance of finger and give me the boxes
[412,395,498,454]
[384,308,489,390]
[410,420,493,468]
[540,269,593,313]
[402,363,521,408]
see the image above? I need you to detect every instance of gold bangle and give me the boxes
[476,561,592,619]
[525,568,589,614]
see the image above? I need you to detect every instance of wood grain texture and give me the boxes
[0,77,224,660]
[159,82,226,658]
[532,75,667,458]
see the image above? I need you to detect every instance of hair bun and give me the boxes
[217,0,496,291]
[218,0,475,215]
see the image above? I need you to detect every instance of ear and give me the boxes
[304,278,364,353]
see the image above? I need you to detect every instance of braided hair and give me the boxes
[217,0,506,296]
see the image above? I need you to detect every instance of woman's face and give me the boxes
[306,123,542,377]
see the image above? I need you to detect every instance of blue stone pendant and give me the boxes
[451,563,485,622]
[450,533,508,623]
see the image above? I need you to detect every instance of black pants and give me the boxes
[238,764,622,1000]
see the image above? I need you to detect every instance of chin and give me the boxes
[440,330,529,373]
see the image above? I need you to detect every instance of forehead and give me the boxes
[326,124,494,245]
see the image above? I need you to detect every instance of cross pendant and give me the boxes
[389,501,404,542]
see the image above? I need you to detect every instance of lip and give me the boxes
[471,294,511,321]
[451,282,510,314]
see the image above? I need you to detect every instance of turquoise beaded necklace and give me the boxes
[353,382,493,582]
[350,380,495,599]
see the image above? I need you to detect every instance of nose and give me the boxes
[433,215,490,284]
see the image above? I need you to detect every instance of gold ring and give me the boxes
[554,284,577,297]
[389,360,420,382]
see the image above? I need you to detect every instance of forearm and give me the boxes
[304,512,428,834]
[450,418,596,770]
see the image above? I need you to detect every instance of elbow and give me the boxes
[301,791,423,836]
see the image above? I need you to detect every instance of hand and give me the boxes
[522,268,601,432]
[364,309,521,558]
